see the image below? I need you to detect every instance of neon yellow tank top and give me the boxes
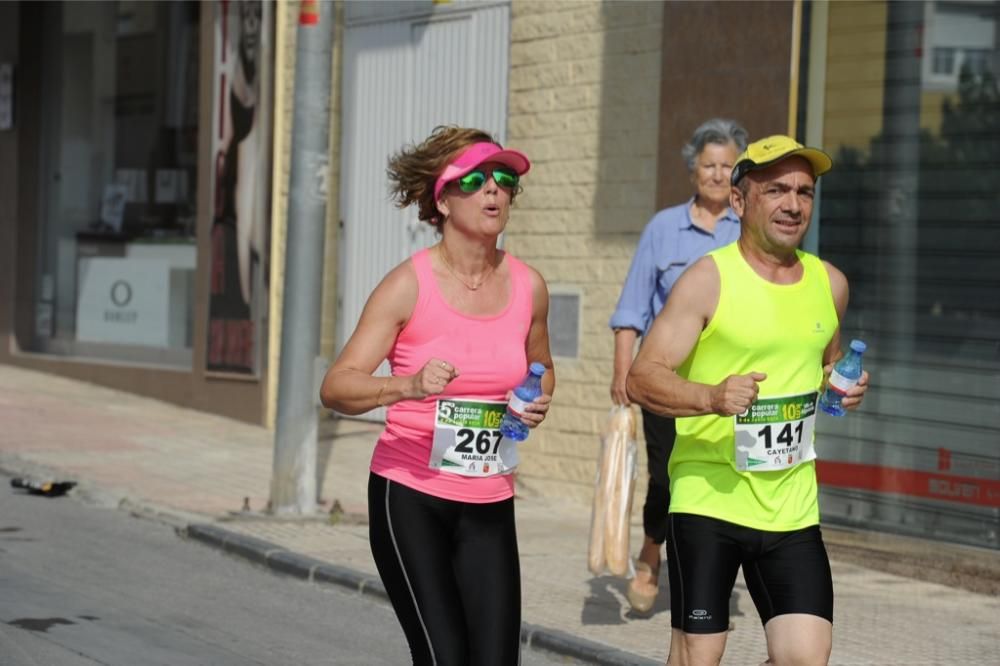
[670,242,838,531]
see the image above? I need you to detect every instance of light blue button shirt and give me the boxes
[609,198,741,336]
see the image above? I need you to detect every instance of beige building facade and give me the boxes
[2,0,997,549]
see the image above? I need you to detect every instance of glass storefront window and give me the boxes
[31,1,200,366]
[932,46,955,75]
[807,0,1000,548]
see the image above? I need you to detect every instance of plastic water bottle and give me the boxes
[499,362,546,442]
[819,339,867,416]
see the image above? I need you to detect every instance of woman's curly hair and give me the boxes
[387,125,504,227]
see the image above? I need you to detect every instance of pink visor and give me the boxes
[433,142,531,200]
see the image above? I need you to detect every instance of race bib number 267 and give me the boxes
[429,398,519,477]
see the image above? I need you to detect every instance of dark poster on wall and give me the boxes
[207,0,273,375]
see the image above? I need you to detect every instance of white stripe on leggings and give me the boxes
[385,479,437,665]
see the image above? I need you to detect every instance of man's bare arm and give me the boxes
[822,261,869,411]
[822,261,849,367]
[627,258,767,417]
[611,328,638,406]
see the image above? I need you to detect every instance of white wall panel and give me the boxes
[339,1,511,421]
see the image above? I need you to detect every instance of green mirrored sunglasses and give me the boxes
[455,168,519,193]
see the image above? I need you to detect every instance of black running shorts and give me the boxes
[667,512,834,634]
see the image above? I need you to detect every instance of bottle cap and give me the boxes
[849,339,867,353]
[529,362,546,375]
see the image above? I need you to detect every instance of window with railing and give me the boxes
[808,0,999,549]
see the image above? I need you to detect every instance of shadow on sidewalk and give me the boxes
[581,576,748,627]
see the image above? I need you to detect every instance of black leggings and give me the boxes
[641,408,676,544]
[368,473,522,665]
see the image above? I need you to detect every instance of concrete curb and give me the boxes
[183,523,660,666]
[521,622,660,666]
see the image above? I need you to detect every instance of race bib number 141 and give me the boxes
[734,392,818,472]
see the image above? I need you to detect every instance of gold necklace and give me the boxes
[438,245,495,291]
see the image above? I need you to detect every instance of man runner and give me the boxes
[627,135,870,666]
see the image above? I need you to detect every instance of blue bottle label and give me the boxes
[506,394,531,418]
[826,369,857,396]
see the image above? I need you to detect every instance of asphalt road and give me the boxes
[0,474,576,665]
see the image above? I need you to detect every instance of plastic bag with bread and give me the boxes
[587,405,638,577]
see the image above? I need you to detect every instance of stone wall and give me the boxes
[506,0,663,503]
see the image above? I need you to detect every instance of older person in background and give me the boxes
[608,118,748,613]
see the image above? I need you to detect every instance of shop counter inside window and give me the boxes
[75,234,195,350]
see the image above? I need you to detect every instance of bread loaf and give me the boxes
[588,406,638,577]
[603,406,636,576]
[587,434,611,574]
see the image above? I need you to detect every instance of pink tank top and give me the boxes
[370,248,534,503]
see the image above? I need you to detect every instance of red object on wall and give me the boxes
[299,0,319,25]
[817,460,1000,509]
[937,447,951,471]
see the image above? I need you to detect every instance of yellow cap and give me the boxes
[730,135,832,185]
